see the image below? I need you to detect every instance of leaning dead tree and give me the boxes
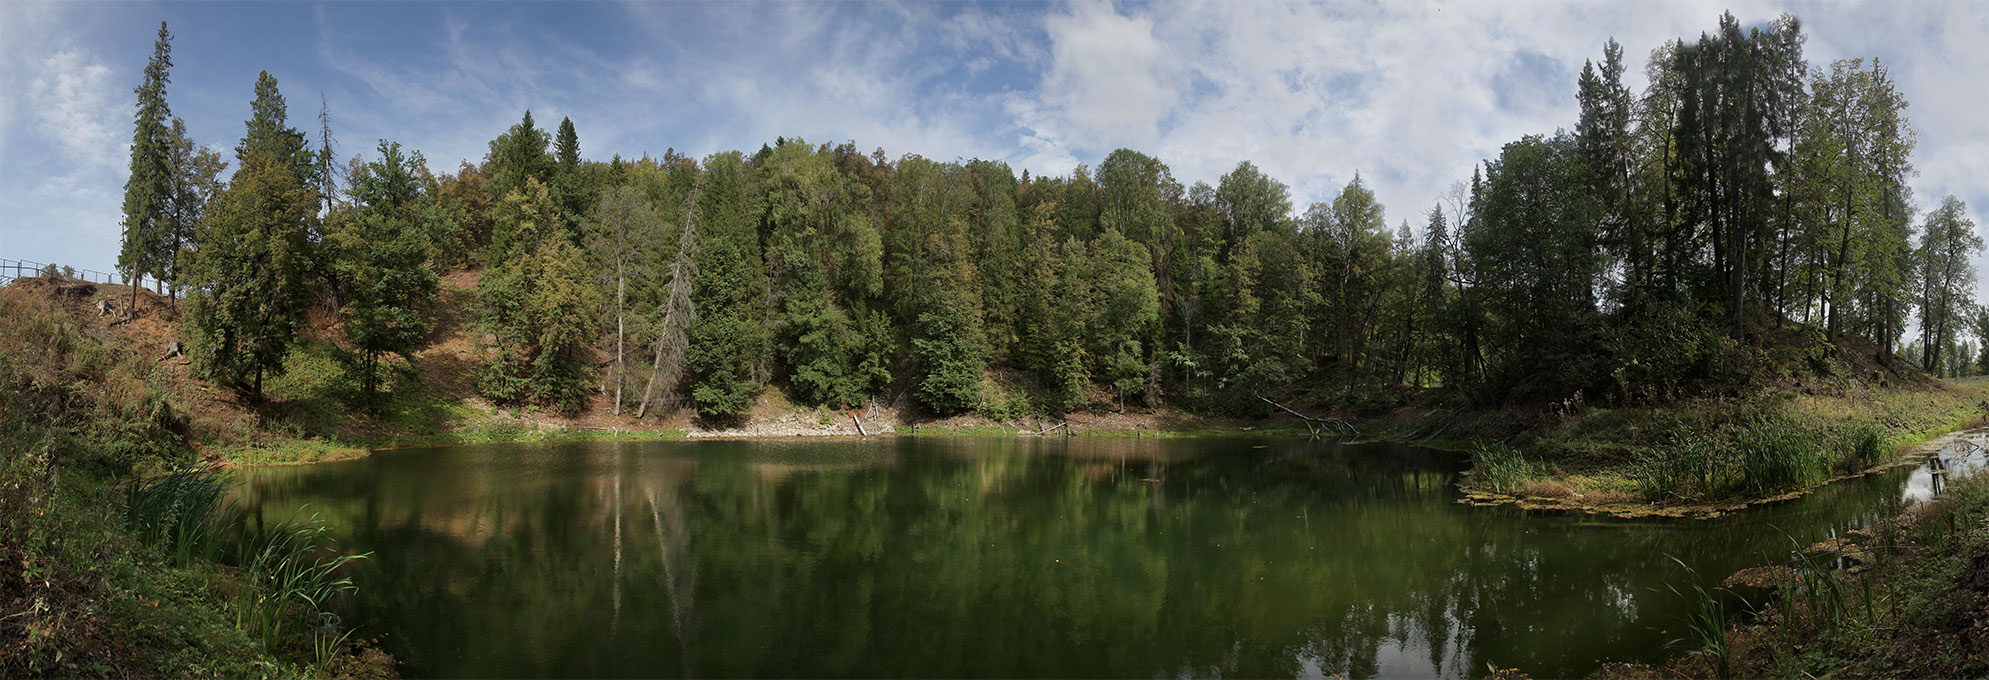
[635,183,701,419]
[1257,395,1356,438]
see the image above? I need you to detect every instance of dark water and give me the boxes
[233,436,1941,679]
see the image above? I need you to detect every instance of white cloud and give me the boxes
[29,49,121,170]
[1003,0,1989,251]
[6,0,1988,302]
[1033,1,1181,149]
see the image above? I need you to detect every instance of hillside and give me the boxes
[2,273,1275,469]
[8,268,1984,519]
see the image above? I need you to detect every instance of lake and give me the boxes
[233,436,1941,678]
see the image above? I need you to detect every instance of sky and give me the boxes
[2,0,1985,296]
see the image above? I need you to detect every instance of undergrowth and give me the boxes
[1656,472,1989,678]
[0,285,387,677]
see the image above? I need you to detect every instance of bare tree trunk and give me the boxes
[636,185,701,419]
[613,263,625,415]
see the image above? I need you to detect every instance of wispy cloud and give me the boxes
[29,49,122,171]
[3,0,1985,294]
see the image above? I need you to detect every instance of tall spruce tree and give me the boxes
[332,140,440,400]
[119,22,174,315]
[236,71,316,190]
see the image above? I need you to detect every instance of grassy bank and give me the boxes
[1591,470,1989,679]
[0,287,389,677]
[1453,380,1989,516]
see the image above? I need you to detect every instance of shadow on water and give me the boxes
[233,436,1938,679]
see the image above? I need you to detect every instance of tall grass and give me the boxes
[123,466,233,565]
[1837,424,1886,473]
[234,510,370,660]
[1470,442,1543,493]
[1660,554,1734,679]
[1735,416,1827,495]
[1633,414,1879,501]
[1634,429,1726,501]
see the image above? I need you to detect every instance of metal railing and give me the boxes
[0,258,126,287]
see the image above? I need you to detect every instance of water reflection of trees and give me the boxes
[232,438,1919,679]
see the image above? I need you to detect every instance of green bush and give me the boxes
[979,382,1033,422]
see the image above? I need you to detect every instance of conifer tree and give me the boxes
[684,152,765,417]
[119,21,174,315]
[478,179,601,412]
[333,140,440,400]
[486,111,552,211]
[236,71,315,190]
[185,154,317,401]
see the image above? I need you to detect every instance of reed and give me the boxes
[1470,442,1542,493]
[1660,554,1733,679]
[122,466,232,565]
[234,509,370,656]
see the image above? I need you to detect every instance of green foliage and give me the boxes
[978,379,1034,422]
[186,152,318,400]
[1734,415,1828,495]
[1660,555,1734,679]
[1469,443,1544,494]
[759,139,887,408]
[1914,196,1982,373]
[1842,424,1885,472]
[1628,412,1899,501]
[235,71,317,189]
[332,139,440,400]
[549,116,593,229]
[911,289,988,415]
[684,152,766,418]
[162,116,228,296]
[119,22,175,296]
[485,110,553,210]
[425,162,495,269]
[1467,133,1606,402]
[1092,228,1159,405]
[478,179,602,412]
[123,467,231,565]
[234,511,369,661]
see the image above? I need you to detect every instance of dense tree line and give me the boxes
[116,13,1983,417]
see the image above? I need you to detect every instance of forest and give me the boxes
[114,12,1981,423]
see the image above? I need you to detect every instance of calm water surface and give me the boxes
[234,436,1943,678]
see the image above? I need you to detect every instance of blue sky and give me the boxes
[4,0,1986,296]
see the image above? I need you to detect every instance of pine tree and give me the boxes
[236,71,315,189]
[486,111,552,211]
[683,152,765,418]
[119,21,174,315]
[550,116,591,231]
[478,179,601,412]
